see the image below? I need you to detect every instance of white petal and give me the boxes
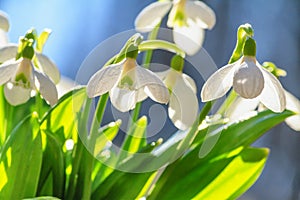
[135,1,172,32]
[0,44,18,63]
[258,66,286,112]
[136,88,148,102]
[168,75,199,130]
[226,97,260,122]
[34,70,58,106]
[86,62,122,98]
[185,0,216,29]
[109,86,137,112]
[201,61,239,102]
[136,67,169,104]
[36,53,60,84]
[0,60,19,85]
[0,30,8,46]
[284,90,300,131]
[4,83,31,105]
[0,11,9,32]
[173,19,205,55]
[182,73,197,94]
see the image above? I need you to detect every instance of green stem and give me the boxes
[139,40,185,58]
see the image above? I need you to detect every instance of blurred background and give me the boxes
[1,0,299,199]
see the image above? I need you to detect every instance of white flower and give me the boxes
[0,11,9,47]
[157,68,198,130]
[0,44,60,84]
[201,56,286,113]
[87,58,170,112]
[0,57,58,106]
[135,0,216,55]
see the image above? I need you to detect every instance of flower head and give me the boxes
[135,0,216,55]
[158,67,198,130]
[0,57,58,106]
[87,58,169,112]
[201,38,286,113]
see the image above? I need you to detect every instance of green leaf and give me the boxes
[40,87,87,143]
[122,116,147,153]
[148,109,293,199]
[23,197,61,200]
[91,170,153,200]
[37,131,65,198]
[149,147,268,200]
[0,113,43,199]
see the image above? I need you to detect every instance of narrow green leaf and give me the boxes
[37,131,65,198]
[122,116,147,153]
[40,87,87,143]
[0,113,43,199]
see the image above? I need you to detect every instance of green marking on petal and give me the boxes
[119,75,134,88]
[15,73,28,84]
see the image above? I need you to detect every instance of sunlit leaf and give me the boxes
[40,87,87,143]
[0,113,42,199]
[149,147,268,199]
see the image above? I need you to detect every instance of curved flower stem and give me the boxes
[139,40,186,58]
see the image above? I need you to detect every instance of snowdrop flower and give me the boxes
[158,66,198,130]
[201,38,286,113]
[0,57,58,106]
[0,44,60,84]
[87,57,169,112]
[0,11,9,46]
[135,0,216,55]
[156,55,198,130]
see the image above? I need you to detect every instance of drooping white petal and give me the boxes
[0,30,8,46]
[201,60,239,102]
[182,73,197,94]
[109,86,137,112]
[258,65,286,113]
[185,0,216,29]
[4,83,31,105]
[0,11,9,32]
[34,70,58,106]
[0,60,19,85]
[173,19,205,55]
[284,90,300,131]
[136,88,148,102]
[36,53,60,84]
[136,66,169,104]
[0,44,18,63]
[226,97,260,122]
[168,75,199,130]
[86,62,122,98]
[135,1,172,32]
